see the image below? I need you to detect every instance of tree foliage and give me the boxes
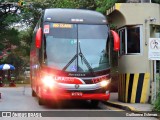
[18,27,33,57]
[154,92,160,111]
[0,1,21,52]
[20,0,99,27]
[96,0,117,14]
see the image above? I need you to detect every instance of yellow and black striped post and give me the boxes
[118,73,150,103]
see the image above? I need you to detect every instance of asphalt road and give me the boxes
[0,86,109,110]
[0,86,158,120]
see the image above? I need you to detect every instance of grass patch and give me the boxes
[154,92,160,112]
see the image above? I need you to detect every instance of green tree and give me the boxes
[18,28,33,57]
[96,0,117,14]
[0,1,21,57]
[154,92,160,111]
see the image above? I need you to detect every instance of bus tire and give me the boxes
[38,97,45,105]
[32,90,37,97]
[90,100,99,107]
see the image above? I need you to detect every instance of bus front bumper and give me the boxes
[40,89,110,101]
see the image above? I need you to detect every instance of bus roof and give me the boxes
[43,8,108,24]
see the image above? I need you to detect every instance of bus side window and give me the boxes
[43,35,47,60]
[106,36,110,64]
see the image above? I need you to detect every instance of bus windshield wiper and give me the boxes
[78,42,95,76]
[62,54,78,71]
[62,42,95,77]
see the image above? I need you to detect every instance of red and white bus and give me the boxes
[30,8,120,106]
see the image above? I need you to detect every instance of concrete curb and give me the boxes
[103,101,160,119]
[103,101,139,112]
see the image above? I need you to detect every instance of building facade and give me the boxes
[107,3,160,103]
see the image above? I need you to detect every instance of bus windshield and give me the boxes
[44,23,109,73]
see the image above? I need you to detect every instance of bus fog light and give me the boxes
[42,76,55,88]
[100,80,109,87]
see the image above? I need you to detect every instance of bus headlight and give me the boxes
[100,80,110,87]
[42,76,55,88]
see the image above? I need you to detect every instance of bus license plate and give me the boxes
[71,92,83,96]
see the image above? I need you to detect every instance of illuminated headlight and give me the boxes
[100,80,110,87]
[42,76,55,88]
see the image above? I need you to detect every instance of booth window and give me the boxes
[118,25,141,55]
[118,28,125,55]
[127,27,140,53]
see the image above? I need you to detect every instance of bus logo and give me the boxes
[75,84,80,89]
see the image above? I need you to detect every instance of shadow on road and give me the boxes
[42,100,102,109]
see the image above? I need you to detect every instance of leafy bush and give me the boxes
[154,92,160,111]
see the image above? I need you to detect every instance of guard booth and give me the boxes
[107,3,160,103]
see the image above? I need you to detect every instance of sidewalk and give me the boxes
[104,92,153,112]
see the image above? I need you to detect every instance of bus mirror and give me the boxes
[35,28,42,49]
[110,30,120,51]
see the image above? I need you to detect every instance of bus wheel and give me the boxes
[32,90,37,97]
[90,100,99,107]
[38,97,45,105]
